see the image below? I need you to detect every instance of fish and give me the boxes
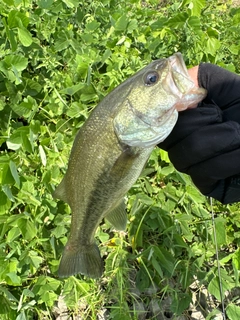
[53,52,206,279]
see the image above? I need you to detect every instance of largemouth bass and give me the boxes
[53,52,206,278]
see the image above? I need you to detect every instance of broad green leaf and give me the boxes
[22,289,35,298]
[3,0,14,5]
[6,227,21,242]
[207,27,219,38]
[138,194,154,206]
[127,19,138,33]
[186,185,205,203]
[39,145,47,166]
[80,33,94,44]
[0,286,18,302]
[226,304,240,320]
[8,10,29,28]
[167,13,188,28]
[160,164,175,176]
[16,311,27,320]
[213,217,227,246]
[52,225,68,238]
[76,60,89,77]
[9,160,20,187]
[136,267,150,292]
[11,96,37,118]
[21,129,34,153]
[1,163,15,185]
[86,20,100,31]
[6,140,21,151]
[151,257,163,278]
[185,0,206,16]
[6,272,22,286]
[188,16,201,31]
[66,102,84,118]
[97,229,110,243]
[8,29,18,51]
[23,78,42,96]
[38,0,54,8]
[206,37,221,56]
[54,39,70,52]
[29,254,43,269]
[18,219,37,240]
[160,149,170,163]
[60,83,85,95]
[233,12,240,25]
[153,246,175,274]
[0,191,11,214]
[40,290,58,307]
[4,54,28,71]
[44,277,61,291]
[115,14,128,31]
[116,36,126,46]
[208,271,235,301]
[3,20,18,52]
[62,0,79,8]
[2,185,15,202]
[150,17,168,30]
[18,28,33,47]
[229,44,239,55]
[0,295,11,314]
[171,293,192,315]
[232,248,240,270]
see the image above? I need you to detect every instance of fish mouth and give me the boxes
[155,52,198,112]
[167,52,194,95]
[169,52,189,77]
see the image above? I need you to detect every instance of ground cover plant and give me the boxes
[1,0,240,319]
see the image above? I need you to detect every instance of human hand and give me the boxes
[187,66,199,89]
[159,63,240,204]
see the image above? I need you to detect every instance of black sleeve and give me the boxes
[198,63,240,123]
[158,63,240,204]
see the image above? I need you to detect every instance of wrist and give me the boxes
[187,65,199,88]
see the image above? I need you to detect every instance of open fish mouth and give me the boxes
[159,53,192,98]
[169,52,189,77]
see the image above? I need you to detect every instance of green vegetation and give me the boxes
[0,0,240,319]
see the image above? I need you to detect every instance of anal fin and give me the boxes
[105,200,127,231]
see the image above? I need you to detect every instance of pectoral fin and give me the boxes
[108,145,140,180]
[105,200,127,231]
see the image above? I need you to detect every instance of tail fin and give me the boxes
[58,242,103,279]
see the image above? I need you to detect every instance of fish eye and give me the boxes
[144,71,159,86]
